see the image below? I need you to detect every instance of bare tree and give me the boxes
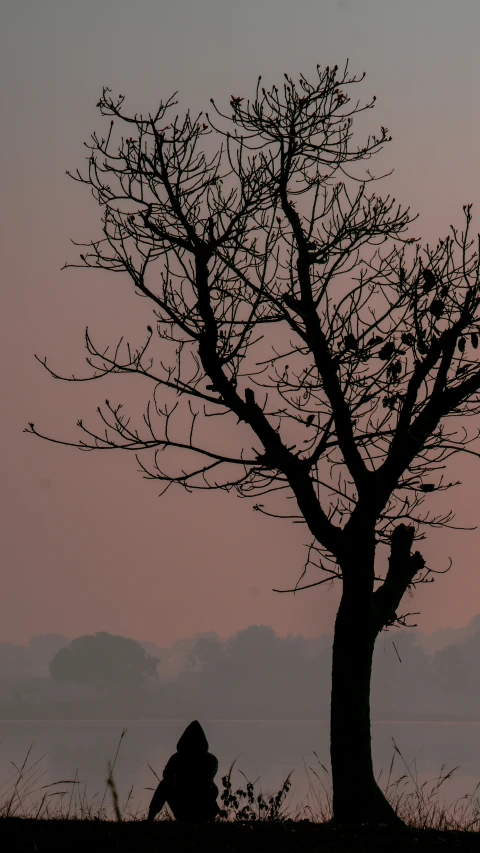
[27,63,480,824]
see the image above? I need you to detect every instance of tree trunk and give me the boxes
[330,582,402,826]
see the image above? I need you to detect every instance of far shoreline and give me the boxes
[2,716,480,723]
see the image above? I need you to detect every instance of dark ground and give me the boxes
[1,819,479,853]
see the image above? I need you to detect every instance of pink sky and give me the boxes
[1,0,480,646]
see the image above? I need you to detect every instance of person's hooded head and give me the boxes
[177,720,209,753]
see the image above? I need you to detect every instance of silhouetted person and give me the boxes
[147,720,219,821]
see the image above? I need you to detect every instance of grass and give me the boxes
[2,733,480,851]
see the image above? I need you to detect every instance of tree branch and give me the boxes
[373,524,426,629]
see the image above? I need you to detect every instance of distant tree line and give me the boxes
[1,623,480,719]
[0,634,69,678]
[179,625,480,719]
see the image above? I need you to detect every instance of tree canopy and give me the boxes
[28,61,480,824]
[49,632,159,687]
[28,65,480,598]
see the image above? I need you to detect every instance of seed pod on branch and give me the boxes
[378,341,395,361]
[344,333,358,351]
[429,299,444,319]
[421,268,436,293]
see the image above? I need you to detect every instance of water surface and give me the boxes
[1,719,479,817]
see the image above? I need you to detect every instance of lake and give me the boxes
[2,719,480,819]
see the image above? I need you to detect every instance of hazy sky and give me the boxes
[2,0,480,646]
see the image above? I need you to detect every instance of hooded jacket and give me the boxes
[163,720,218,792]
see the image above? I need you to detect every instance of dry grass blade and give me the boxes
[106,762,122,822]
[99,727,127,815]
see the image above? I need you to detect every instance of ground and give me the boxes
[1,819,479,853]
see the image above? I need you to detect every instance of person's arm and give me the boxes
[162,754,177,785]
[147,754,178,820]
[147,780,166,821]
